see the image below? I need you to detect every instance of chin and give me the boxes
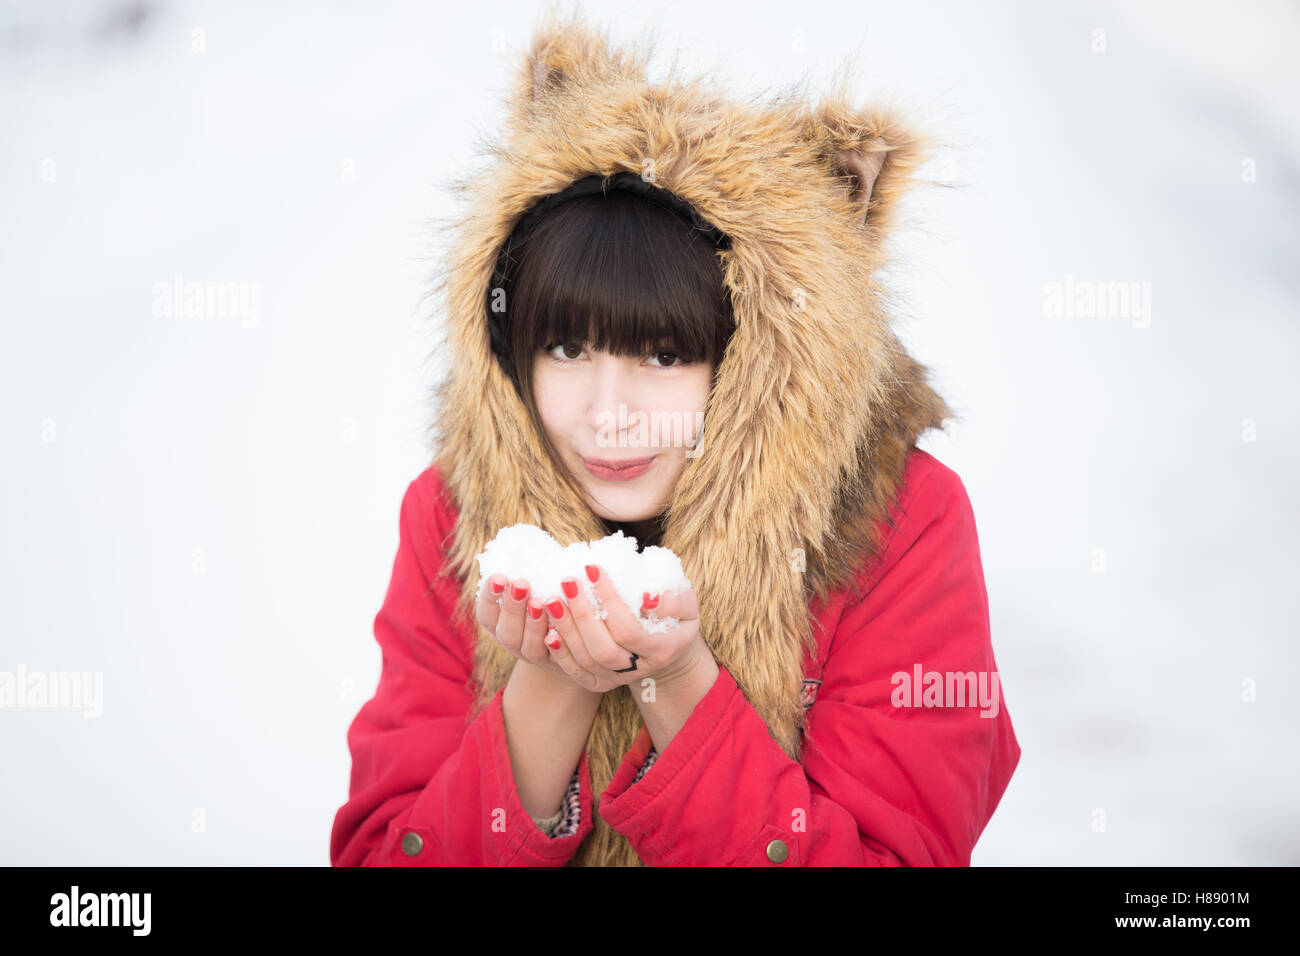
[592,502,660,524]
[581,482,663,523]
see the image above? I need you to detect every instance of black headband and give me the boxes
[486,171,730,383]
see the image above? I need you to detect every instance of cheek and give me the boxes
[649,367,713,409]
[646,368,713,458]
[666,366,713,422]
[531,366,577,433]
[683,367,714,445]
[690,366,714,411]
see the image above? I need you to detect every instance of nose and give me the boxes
[587,353,638,442]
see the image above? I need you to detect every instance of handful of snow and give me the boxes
[475,525,691,634]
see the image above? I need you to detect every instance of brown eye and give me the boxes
[545,342,587,361]
[648,348,686,368]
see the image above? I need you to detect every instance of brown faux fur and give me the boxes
[425,9,951,867]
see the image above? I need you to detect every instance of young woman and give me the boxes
[330,14,1020,867]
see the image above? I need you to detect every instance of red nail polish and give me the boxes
[546,634,561,650]
[642,592,660,610]
[562,579,579,599]
[527,603,543,620]
[490,580,505,595]
[585,564,599,582]
[511,584,528,601]
[546,600,565,619]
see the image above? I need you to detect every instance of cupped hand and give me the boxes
[542,564,711,693]
[475,573,599,691]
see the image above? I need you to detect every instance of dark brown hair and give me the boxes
[501,190,735,546]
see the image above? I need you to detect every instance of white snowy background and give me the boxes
[2,0,1296,865]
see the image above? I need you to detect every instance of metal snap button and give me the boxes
[401,831,424,856]
[766,839,789,863]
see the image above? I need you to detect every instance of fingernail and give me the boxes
[584,564,600,582]
[642,592,660,611]
[511,584,528,601]
[527,603,543,620]
[546,600,565,619]
[562,579,579,599]
[546,631,561,650]
[490,579,505,595]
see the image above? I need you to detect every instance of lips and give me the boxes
[583,457,654,470]
[582,455,655,481]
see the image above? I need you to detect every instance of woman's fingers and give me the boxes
[645,587,698,627]
[544,626,599,691]
[566,567,640,673]
[495,577,532,654]
[475,574,507,632]
[549,578,607,674]
[518,595,551,665]
[658,588,697,626]
[582,564,651,655]
[481,565,700,688]
[672,587,699,622]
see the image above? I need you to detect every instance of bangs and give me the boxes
[505,190,733,366]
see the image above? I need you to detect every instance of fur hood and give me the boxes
[427,11,951,866]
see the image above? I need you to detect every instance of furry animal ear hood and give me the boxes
[428,11,951,867]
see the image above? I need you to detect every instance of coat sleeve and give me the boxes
[597,457,1021,865]
[329,469,597,866]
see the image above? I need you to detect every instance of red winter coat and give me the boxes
[330,447,1020,866]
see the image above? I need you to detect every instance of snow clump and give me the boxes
[475,524,691,634]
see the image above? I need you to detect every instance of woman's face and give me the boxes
[532,341,713,524]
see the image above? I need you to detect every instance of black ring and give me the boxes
[612,653,640,674]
